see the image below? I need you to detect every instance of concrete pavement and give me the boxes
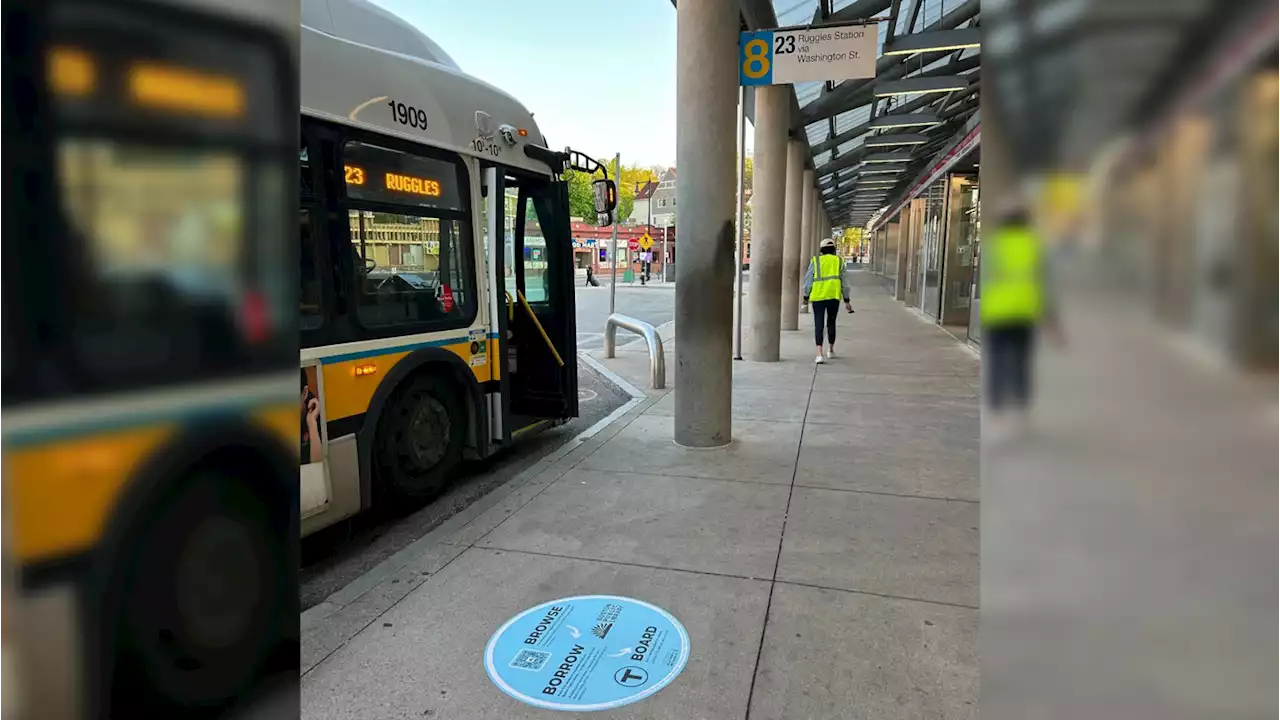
[980,261,1277,720]
[300,271,979,719]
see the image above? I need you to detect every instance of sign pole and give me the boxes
[661,225,668,282]
[610,151,620,315]
[733,84,746,361]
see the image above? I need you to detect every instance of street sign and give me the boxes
[638,233,654,251]
[739,24,877,86]
[627,238,640,251]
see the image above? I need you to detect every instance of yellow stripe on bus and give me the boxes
[7,425,174,562]
[6,404,296,564]
[254,405,301,453]
[320,340,496,422]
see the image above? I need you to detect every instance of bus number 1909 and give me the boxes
[388,100,428,130]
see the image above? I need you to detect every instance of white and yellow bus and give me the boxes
[3,0,297,716]
[299,0,615,535]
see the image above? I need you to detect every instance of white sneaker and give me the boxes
[814,354,825,365]
[827,346,836,359]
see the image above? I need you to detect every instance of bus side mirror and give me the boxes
[592,178,617,225]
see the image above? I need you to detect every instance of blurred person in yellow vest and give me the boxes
[802,238,854,364]
[981,200,1060,434]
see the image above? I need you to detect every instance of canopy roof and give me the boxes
[674,0,982,227]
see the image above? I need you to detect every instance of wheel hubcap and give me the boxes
[175,515,263,651]
[407,395,450,470]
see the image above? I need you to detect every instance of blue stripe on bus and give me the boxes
[317,333,501,365]
[3,393,298,447]
[5,332,503,445]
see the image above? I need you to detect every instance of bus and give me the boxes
[3,0,297,716]
[299,0,616,536]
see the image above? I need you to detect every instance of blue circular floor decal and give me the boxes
[484,595,690,712]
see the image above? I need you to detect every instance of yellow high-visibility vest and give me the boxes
[981,225,1042,326]
[809,254,843,302]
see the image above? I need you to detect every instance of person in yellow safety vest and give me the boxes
[980,203,1059,427]
[802,238,854,364]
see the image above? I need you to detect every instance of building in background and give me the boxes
[866,125,981,345]
[628,180,657,226]
[570,221,675,279]
[648,168,677,228]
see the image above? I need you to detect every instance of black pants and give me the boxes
[985,323,1034,410]
[812,299,840,346]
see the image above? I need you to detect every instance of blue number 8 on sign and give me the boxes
[739,31,773,86]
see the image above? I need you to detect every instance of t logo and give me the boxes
[614,666,648,687]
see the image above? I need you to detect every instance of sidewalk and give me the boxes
[299,271,980,719]
[981,260,1277,719]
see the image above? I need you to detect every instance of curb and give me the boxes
[300,352,648,634]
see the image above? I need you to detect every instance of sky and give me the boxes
[369,0,684,169]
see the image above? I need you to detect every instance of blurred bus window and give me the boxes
[6,68,295,407]
[47,139,279,396]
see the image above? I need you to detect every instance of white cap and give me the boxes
[820,238,836,248]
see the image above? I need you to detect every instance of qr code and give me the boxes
[509,649,551,672]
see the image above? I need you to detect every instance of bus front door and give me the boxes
[504,178,578,424]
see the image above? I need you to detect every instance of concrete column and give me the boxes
[814,208,823,256]
[808,183,819,253]
[810,186,820,254]
[815,195,825,256]
[798,172,815,314]
[815,199,822,245]
[674,0,736,447]
[745,85,790,362]
[813,210,821,259]
[780,139,806,330]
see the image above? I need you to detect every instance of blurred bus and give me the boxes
[3,0,297,716]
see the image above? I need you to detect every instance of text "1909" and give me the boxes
[387,100,428,130]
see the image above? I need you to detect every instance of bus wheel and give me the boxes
[113,470,284,712]
[375,374,464,502]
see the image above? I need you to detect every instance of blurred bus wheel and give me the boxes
[113,470,286,712]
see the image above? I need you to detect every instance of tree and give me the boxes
[739,154,754,243]
[565,169,596,221]
[840,227,864,257]
[613,160,655,224]
[564,162,658,226]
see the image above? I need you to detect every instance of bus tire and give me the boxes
[374,373,464,502]
[112,468,286,712]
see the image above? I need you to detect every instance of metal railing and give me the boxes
[603,314,666,389]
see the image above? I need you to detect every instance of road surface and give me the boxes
[574,284,676,351]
